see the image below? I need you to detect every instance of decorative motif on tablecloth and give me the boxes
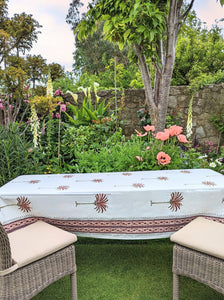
[93,179,103,183]
[169,192,183,211]
[157,177,168,181]
[75,178,103,183]
[150,192,183,212]
[17,196,32,212]
[29,180,40,184]
[0,196,32,213]
[122,172,132,176]
[95,194,108,213]
[75,193,108,213]
[57,185,69,190]
[133,183,144,188]
[202,181,216,186]
[63,175,73,178]
[180,170,191,173]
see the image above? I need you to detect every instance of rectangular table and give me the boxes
[1,169,224,239]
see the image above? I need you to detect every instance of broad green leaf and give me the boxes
[124,29,131,40]
[137,26,145,33]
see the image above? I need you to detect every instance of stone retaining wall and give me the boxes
[64,83,224,147]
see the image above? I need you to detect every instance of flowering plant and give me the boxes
[133,124,201,170]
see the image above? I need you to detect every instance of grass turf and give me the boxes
[32,238,224,300]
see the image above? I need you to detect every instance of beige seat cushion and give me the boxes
[170,217,224,260]
[8,221,77,268]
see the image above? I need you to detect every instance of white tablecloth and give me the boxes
[1,169,224,239]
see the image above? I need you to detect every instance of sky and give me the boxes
[7,0,224,72]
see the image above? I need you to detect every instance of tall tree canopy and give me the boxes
[72,21,129,75]
[68,0,224,132]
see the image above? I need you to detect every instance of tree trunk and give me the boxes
[135,0,194,132]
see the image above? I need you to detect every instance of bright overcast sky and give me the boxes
[7,0,224,72]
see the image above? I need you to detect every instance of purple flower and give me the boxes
[56,112,60,119]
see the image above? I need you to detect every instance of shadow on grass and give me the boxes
[33,238,224,300]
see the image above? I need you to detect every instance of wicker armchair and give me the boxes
[0,220,78,300]
[170,217,224,300]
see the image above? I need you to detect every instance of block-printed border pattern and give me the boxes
[3,215,224,236]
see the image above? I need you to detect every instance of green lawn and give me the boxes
[33,238,224,300]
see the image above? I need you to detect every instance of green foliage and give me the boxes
[76,0,165,59]
[210,112,224,135]
[30,95,60,119]
[72,126,203,173]
[25,55,47,89]
[188,70,224,93]
[0,124,34,186]
[52,72,76,93]
[172,12,224,88]
[65,87,112,126]
[73,21,129,75]
[74,59,141,90]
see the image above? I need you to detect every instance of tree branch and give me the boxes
[181,0,195,21]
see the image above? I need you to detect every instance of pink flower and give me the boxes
[24,99,29,104]
[156,152,171,165]
[136,156,143,162]
[41,125,45,134]
[155,129,170,141]
[55,87,64,96]
[135,129,147,137]
[8,104,13,109]
[56,112,60,119]
[143,125,155,132]
[177,134,188,143]
[168,125,183,137]
[0,103,3,110]
[146,146,150,150]
[60,104,66,112]
[23,85,30,90]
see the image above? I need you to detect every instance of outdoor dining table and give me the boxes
[1,168,224,239]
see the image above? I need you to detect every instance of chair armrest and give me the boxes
[0,263,18,276]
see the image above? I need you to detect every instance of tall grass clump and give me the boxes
[0,124,33,186]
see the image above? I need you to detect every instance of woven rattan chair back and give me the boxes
[0,222,78,300]
[0,222,12,271]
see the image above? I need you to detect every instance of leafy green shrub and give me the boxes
[71,126,204,173]
[0,124,34,186]
[65,86,113,126]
